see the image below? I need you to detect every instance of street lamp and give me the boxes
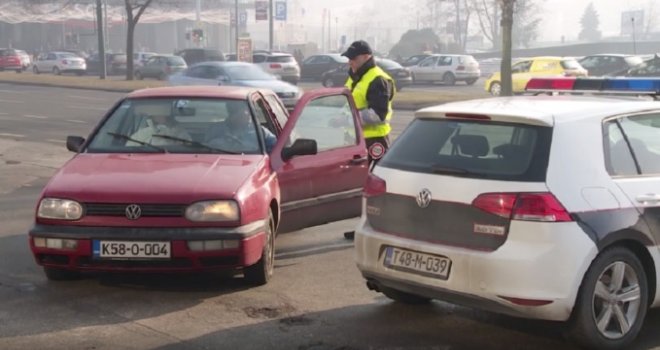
[631,17,637,55]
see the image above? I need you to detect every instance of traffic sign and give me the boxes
[255,1,268,21]
[275,1,287,21]
[239,11,248,25]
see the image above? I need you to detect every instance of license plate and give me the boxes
[383,246,452,280]
[93,240,171,259]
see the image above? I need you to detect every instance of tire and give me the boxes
[53,67,61,75]
[244,210,276,286]
[381,286,431,305]
[44,267,82,281]
[442,72,456,86]
[411,73,417,85]
[567,246,648,350]
[135,71,143,80]
[466,78,478,85]
[33,65,40,74]
[489,81,502,96]
[322,76,335,87]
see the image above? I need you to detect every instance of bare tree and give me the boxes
[124,0,154,80]
[500,0,514,96]
[472,0,500,49]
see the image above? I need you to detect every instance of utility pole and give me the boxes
[235,0,239,54]
[269,0,274,51]
[96,0,106,79]
[632,17,637,54]
[196,0,202,47]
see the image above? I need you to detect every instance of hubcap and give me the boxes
[491,83,501,96]
[592,261,641,339]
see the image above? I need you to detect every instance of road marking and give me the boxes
[70,105,107,111]
[67,95,107,101]
[0,133,26,138]
[47,139,66,144]
[0,89,23,94]
[22,114,48,119]
[65,119,87,124]
[0,99,24,103]
[0,112,8,115]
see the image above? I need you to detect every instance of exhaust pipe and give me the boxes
[366,280,380,292]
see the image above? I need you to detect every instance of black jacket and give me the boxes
[348,57,394,121]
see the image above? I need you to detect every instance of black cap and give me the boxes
[341,40,373,59]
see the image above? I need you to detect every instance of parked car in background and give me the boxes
[33,51,86,75]
[399,54,432,67]
[410,54,480,85]
[253,52,300,85]
[616,54,660,77]
[135,55,187,80]
[484,56,587,96]
[300,54,347,81]
[85,53,128,75]
[321,58,413,91]
[0,48,25,73]
[16,50,31,71]
[169,61,301,109]
[175,48,225,66]
[578,54,644,77]
[133,52,157,67]
[29,86,369,286]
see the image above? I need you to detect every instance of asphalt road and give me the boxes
[1,84,660,350]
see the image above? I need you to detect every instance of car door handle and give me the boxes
[636,194,660,203]
[349,156,369,165]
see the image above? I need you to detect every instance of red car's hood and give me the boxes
[43,153,266,203]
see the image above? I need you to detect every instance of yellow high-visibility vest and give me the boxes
[345,66,394,139]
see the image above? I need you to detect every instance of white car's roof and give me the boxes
[416,96,660,126]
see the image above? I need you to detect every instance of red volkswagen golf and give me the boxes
[29,86,369,285]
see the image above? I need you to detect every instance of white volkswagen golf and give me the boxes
[355,77,660,349]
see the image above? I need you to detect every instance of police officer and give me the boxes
[342,40,395,166]
[341,40,395,240]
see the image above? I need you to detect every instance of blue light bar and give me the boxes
[526,77,660,95]
[603,78,660,93]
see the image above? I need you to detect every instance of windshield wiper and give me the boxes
[151,134,240,154]
[106,132,167,153]
[430,164,476,176]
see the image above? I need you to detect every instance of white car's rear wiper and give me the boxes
[107,132,167,153]
[430,164,476,176]
[151,134,241,154]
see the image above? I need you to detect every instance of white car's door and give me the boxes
[414,56,439,82]
[605,111,660,242]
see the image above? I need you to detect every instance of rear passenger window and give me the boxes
[379,119,552,182]
[607,114,660,175]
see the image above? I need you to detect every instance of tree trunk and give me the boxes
[126,22,135,80]
[500,0,514,96]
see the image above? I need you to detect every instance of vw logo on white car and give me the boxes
[416,189,432,208]
[125,204,142,220]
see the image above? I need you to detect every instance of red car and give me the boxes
[0,48,24,73]
[29,86,369,285]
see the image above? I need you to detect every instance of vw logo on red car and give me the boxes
[125,204,142,220]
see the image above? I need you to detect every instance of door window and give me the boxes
[290,95,357,151]
[419,57,438,67]
[605,113,660,176]
[438,56,452,66]
[512,60,532,73]
[264,94,288,129]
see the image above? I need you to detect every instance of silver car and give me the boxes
[169,61,301,109]
[33,51,86,75]
[410,54,480,85]
[253,53,300,85]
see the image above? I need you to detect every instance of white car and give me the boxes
[253,52,300,85]
[133,51,157,67]
[355,77,660,349]
[410,54,480,85]
[33,51,86,75]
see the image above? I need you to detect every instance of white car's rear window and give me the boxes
[379,118,552,181]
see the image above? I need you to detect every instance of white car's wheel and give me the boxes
[567,246,648,350]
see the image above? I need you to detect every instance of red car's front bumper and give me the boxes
[29,223,267,273]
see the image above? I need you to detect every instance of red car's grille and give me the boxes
[84,203,185,217]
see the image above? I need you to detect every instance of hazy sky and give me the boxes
[296,0,655,44]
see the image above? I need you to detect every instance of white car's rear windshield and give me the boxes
[379,118,552,181]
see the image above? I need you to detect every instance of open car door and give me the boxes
[271,88,369,233]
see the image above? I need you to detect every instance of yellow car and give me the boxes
[484,56,587,96]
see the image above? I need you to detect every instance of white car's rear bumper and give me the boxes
[355,216,598,321]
